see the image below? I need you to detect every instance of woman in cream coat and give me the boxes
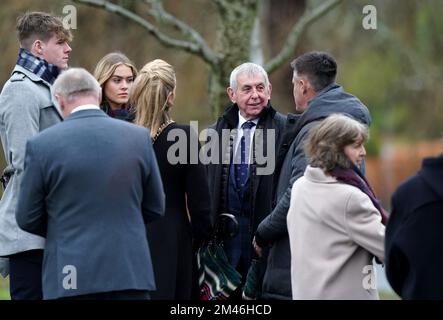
[287,114,386,300]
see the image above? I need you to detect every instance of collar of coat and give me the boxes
[15,48,60,85]
[220,101,276,128]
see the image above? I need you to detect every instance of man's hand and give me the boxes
[252,236,262,258]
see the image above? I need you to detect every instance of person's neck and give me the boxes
[64,97,99,116]
[29,50,44,61]
[239,112,258,122]
[27,48,54,67]
[306,90,318,104]
[108,100,125,111]
[17,47,61,75]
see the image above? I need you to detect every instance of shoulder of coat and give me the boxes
[10,72,26,82]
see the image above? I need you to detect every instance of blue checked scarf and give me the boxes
[16,48,60,84]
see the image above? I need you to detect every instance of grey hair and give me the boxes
[229,62,270,92]
[304,113,369,172]
[53,68,101,101]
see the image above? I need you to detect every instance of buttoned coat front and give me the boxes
[0,65,62,261]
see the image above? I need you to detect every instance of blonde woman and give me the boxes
[131,59,212,300]
[287,114,386,300]
[93,52,137,121]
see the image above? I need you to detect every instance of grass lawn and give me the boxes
[380,290,400,300]
[0,277,10,300]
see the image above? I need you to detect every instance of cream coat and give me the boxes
[287,166,385,300]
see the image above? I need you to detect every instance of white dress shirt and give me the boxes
[234,111,259,164]
[71,104,100,114]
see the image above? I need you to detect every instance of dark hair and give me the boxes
[290,51,337,92]
[305,114,368,172]
[16,11,72,51]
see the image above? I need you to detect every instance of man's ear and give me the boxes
[227,87,235,103]
[267,83,272,97]
[31,39,44,57]
[55,94,64,110]
[300,79,310,95]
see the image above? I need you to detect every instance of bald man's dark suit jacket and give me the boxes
[15,108,165,300]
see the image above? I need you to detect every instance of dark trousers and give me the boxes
[223,215,253,277]
[58,290,150,300]
[8,249,43,300]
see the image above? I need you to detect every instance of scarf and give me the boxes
[16,48,60,84]
[101,101,135,123]
[330,165,388,225]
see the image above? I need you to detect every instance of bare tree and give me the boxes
[73,0,343,119]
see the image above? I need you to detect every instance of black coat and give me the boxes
[206,102,287,234]
[147,123,213,300]
[386,154,443,299]
[205,102,286,292]
[255,83,371,299]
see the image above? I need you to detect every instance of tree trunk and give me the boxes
[209,0,260,118]
[72,0,343,120]
[208,67,226,121]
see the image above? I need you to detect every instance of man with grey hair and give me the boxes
[15,68,165,300]
[206,62,287,298]
[52,67,102,118]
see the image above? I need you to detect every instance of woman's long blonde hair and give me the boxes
[131,59,176,137]
[93,52,137,108]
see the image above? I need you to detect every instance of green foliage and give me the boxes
[416,1,443,61]
[364,122,381,157]
[0,289,10,300]
[0,277,10,300]
[380,290,400,300]
[416,4,432,58]
[339,51,403,155]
